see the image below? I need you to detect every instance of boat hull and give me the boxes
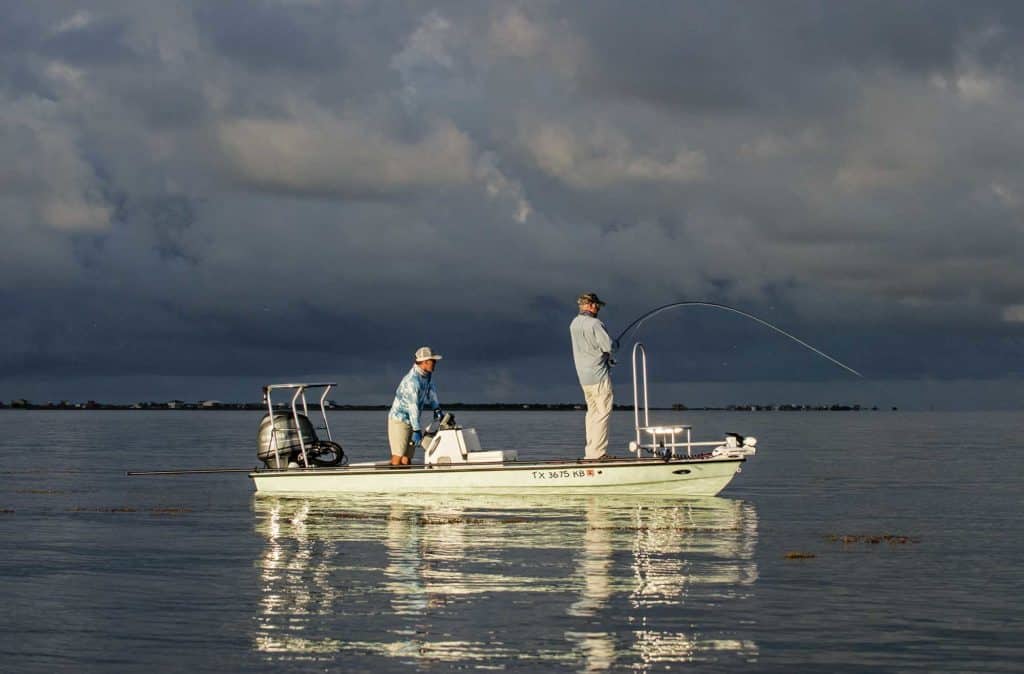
[249,457,745,496]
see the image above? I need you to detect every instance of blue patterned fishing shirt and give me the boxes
[387,365,440,431]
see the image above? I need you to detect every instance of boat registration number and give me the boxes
[531,469,597,480]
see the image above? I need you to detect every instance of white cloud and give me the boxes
[0,95,111,232]
[955,73,1001,103]
[833,80,943,193]
[522,122,707,189]
[486,8,584,79]
[989,183,1020,209]
[38,199,112,231]
[45,61,87,89]
[930,71,1004,104]
[475,152,532,223]
[740,128,824,160]
[217,104,475,197]
[1003,305,1024,323]
[391,10,457,106]
[935,23,1009,104]
[489,8,543,58]
[392,11,455,74]
[53,10,93,35]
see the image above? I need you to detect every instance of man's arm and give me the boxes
[594,320,614,353]
[427,383,440,412]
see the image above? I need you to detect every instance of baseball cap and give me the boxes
[414,346,443,362]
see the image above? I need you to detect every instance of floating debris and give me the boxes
[825,534,920,545]
[150,507,193,515]
[784,551,816,559]
[16,489,69,495]
[68,507,139,513]
[0,509,14,514]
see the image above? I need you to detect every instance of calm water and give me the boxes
[0,410,1021,673]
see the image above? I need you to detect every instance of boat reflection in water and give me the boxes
[253,493,759,670]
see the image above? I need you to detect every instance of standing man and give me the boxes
[570,292,615,460]
[387,346,444,466]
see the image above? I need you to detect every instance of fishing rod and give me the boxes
[612,300,863,378]
[126,467,257,477]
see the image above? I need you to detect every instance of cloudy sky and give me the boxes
[2,1,1023,409]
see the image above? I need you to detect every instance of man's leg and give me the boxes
[582,384,596,458]
[582,380,613,459]
[591,378,613,458]
[387,418,413,465]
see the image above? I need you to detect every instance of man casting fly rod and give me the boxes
[569,292,617,461]
[569,293,863,462]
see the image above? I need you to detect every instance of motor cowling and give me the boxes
[257,412,317,468]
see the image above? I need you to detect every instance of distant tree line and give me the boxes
[2,399,891,411]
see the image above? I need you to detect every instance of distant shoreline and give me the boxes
[1,402,887,412]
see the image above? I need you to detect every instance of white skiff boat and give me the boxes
[250,344,758,496]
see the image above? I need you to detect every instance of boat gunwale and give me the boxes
[249,455,746,478]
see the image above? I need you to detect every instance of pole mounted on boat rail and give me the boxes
[126,467,257,477]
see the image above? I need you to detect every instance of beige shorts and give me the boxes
[387,417,415,459]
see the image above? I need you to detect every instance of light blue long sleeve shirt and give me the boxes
[570,312,614,386]
[388,365,440,431]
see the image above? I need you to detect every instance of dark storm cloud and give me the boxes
[569,1,1024,114]
[1,1,1023,407]
[194,1,347,73]
[41,16,136,65]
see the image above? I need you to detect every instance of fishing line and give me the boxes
[613,301,863,378]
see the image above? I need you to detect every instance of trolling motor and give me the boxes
[712,432,757,459]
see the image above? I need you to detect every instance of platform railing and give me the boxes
[264,383,336,469]
[631,344,695,458]
[632,342,649,451]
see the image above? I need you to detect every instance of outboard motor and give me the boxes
[257,412,346,469]
[257,412,318,469]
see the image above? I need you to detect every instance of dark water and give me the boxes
[0,410,1021,672]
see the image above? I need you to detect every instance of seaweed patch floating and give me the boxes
[150,507,193,515]
[825,534,920,545]
[68,506,139,513]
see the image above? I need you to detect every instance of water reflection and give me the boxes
[252,494,758,670]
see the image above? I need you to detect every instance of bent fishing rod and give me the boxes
[612,300,863,378]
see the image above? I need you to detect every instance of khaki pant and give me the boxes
[581,379,613,459]
[387,418,415,459]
